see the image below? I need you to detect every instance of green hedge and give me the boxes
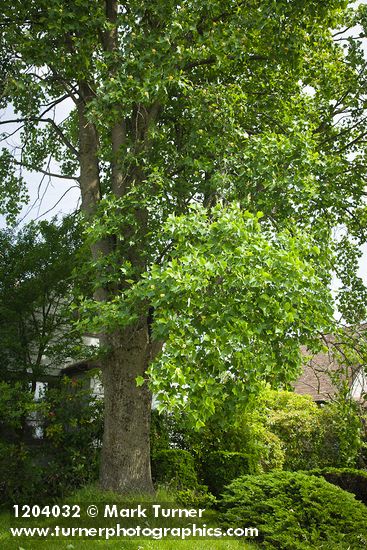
[304,468,367,506]
[202,451,250,496]
[219,471,367,549]
[151,449,198,489]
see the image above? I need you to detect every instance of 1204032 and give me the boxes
[13,504,81,518]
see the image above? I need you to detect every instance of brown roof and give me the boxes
[294,347,341,402]
[294,326,367,402]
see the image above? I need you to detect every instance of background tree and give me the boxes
[0,216,101,504]
[1,0,367,493]
[0,216,83,388]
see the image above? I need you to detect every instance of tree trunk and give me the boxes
[77,79,158,494]
[99,324,155,494]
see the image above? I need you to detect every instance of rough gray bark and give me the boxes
[99,325,155,494]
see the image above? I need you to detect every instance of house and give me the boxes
[295,327,367,405]
[59,334,103,398]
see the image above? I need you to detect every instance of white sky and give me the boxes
[0,100,80,229]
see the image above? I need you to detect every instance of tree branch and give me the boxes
[12,159,79,181]
[196,0,247,35]
[0,115,79,157]
[44,117,79,157]
[32,185,80,221]
[332,26,354,38]
[334,130,367,153]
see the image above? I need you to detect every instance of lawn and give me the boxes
[0,513,256,550]
[0,487,257,550]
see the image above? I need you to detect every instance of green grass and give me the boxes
[0,486,257,550]
[0,535,255,550]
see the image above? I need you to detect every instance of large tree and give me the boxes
[1,0,367,493]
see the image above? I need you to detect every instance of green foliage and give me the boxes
[173,409,285,474]
[233,423,285,474]
[77,198,336,426]
[0,217,102,503]
[0,216,87,384]
[219,471,367,549]
[0,381,42,505]
[0,442,42,506]
[0,381,38,438]
[304,467,367,506]
[257,389,364,470]
[150,441,216,507]
[262,391,324,470]
[257,428,285,473]
[3,0,367,492]
[158,388,363,476]
[318,399,364,468]
[0,376,103,505]
[41,375,103,497]
[302,328,367,468]
[2,0,367,424]
[150,410,171,458]
[202,451,250,496]
[151,449,198,490]
[174,487,217,509]
[137,204,333,424]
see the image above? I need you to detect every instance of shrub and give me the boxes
[263,391,325,470]
[304,467,367,506]
[202,451,250,496]
[175,487,217,508]
[153,408,285,475]
[0,381,43,505]
[151,449,198,489]
[219,471,367,549]
[0,375,103,504]
[0,442,43,505]
[41,375,103,497]
[262,390,364,470]
[149,389,364,475]
[238,423,285,473]
[318,400,364,468]
[150,410,171,457]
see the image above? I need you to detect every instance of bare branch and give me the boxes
[332,26,354,38]
[32,185,80,221]
[12,158,79,181]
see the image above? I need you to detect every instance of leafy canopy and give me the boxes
[1,1,367,420]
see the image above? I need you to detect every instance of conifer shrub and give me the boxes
[219,471,367,549]
[304,467,367,505]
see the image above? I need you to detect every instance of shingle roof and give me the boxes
[294,326,367,403]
